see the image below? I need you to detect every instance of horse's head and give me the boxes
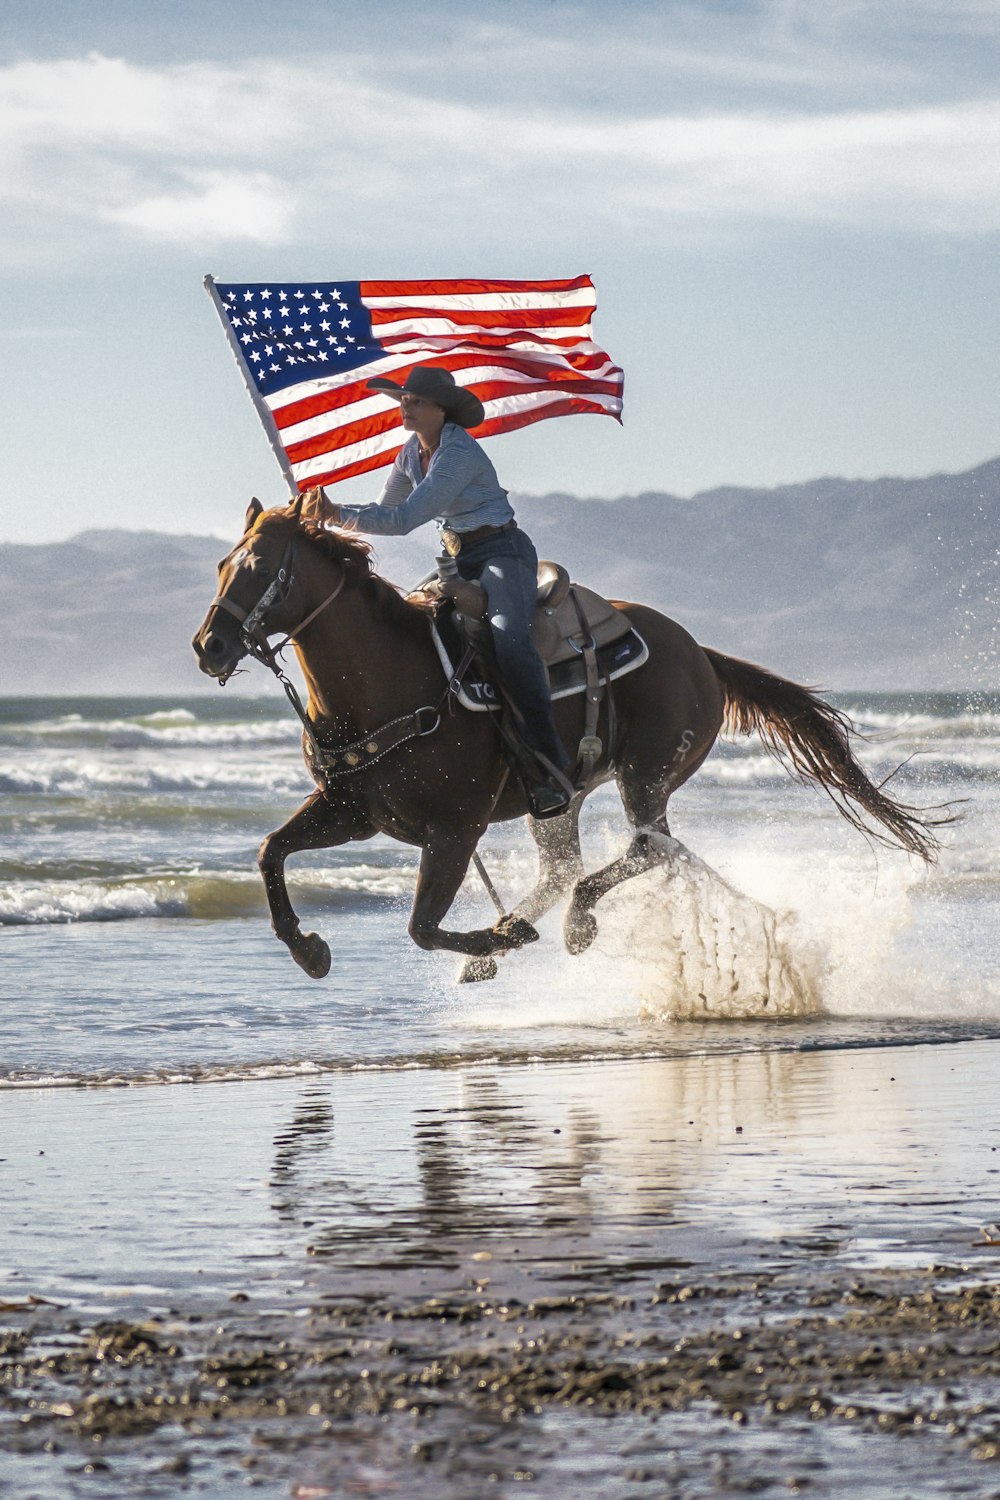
[192,494,308,680]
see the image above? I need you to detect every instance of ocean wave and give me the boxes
[0,755,311,797]
[891,746,1000,778]
[0,713,300,751]
[697,754,786,784]
[708,736,1000,785]
[0,863,418,925]
[0,879,188,925]
[840,706,1000,740]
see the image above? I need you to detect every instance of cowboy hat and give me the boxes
[367,365,484,429]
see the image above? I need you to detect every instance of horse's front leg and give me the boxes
[258,791,366,979]
[409,829,539,958]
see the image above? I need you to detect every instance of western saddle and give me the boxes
[419,562,637,786]
[434,560,631,666]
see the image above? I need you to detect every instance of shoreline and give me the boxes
[3,1040,1000,1496]
[4,1012,1000,1093]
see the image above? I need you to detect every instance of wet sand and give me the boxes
[3,1039,1000,1498]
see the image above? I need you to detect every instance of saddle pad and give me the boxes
[430,610,649,713]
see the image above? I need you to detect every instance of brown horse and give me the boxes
[192,494,940,983]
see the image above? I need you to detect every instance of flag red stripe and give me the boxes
[281,375,620,468]
[284,407,399,465]
[271,349,620,432]
[475,396,623,440]
[281,373,623,466]
[469,375,623,406]
[289,395,621,490]
[294,446,408,491]
[368,305,593,332]
[284,396,620,483]
[359,275,595,298]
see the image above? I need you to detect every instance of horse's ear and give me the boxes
[289,489,305,520]
[245,497,264,530]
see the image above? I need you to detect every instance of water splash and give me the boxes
[596,840,817,1021]
[447,812,1000,1026]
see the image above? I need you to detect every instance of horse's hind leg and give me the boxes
[516,800,586,923]
[563,777,675,956]
[458,799,585,983]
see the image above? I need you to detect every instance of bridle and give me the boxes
[208,535,347,673]
[206,528,442,783]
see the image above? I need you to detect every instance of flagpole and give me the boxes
[203,275,299,498]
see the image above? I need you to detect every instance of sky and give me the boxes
[1,0,998,543]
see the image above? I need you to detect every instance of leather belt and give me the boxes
[441,519,516,556]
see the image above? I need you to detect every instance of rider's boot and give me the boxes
[521,750,575,820]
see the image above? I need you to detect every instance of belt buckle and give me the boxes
[441,528,462,557]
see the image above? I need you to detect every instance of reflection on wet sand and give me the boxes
[269,1046,925,1294]
[4,1044,1000,1500]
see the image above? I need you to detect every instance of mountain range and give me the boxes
[3,456,999,695]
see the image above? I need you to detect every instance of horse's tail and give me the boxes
[702,647,946,862]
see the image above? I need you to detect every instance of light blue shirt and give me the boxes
[336,423,515,537]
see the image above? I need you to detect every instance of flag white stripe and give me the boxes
[379,338,614,363]
[263,342,612,419]
[373,317,594,341]
[276,357,622,448]
[290,425,404,482]
[482,389,622,421]
[288,387,623,483]
[362,289,597,313]
[263,349,419,416]
[280,393,397,448]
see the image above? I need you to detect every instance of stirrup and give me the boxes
[521,751,575,820]
[526,781,572,820]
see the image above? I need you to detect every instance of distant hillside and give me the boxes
[3,457,999,693]
[515,456,1000,690]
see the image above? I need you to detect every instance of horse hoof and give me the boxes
[564,911,598,955]
[458,956,499,984]
[292,931,331,980]
[492,915,539,950]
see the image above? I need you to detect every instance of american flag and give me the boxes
[205,275,624,492]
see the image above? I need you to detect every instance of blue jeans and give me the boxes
[456,527,569,770]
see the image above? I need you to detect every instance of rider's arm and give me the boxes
[305,450,412,528]
[336,439,484,536]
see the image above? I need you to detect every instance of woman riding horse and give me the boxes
[304,365,571,816]
[193,492,943,983]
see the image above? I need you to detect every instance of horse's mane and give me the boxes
[296,516,436,629]
[298,516,376,574]
[248,503,436,632]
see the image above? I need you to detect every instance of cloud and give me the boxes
[0,52,300,152]
[105,170,294,243]
[540,101,1000,230]
[0,50,999,266]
